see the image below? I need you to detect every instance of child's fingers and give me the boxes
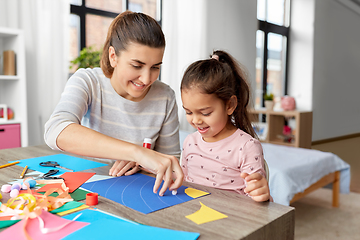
[243,172,263,182]
[252,192,271,202]
[240,172,249,179]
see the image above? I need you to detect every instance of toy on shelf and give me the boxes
[281,96,296,111]
[0,104,14,121]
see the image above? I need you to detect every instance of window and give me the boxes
[255,0,290,108]
[69,0,161,72]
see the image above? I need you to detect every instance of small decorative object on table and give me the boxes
[264,93,274,111]
[281,95,296,111]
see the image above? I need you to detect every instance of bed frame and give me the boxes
[289,171,340,207]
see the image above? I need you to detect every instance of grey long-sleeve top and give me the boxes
[44,68,180,158]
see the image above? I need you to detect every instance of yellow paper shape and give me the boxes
[184,188,209,198]
[186,202,228,224]
[56,204,89,216]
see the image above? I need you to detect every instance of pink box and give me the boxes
[0,124,21,149]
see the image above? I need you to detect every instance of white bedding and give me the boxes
[262,143,351,205]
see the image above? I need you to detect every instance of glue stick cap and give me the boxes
[143,138,152,149]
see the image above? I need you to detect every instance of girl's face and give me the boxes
[109,42,164,102]
[181,88,237,142]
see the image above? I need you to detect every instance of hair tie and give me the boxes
[211,54,219,61]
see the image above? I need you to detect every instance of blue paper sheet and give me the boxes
[62,217,199,240]
[10,154,107,175]
[81,173,206,214]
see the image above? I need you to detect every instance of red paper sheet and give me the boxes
[36,172,95,193]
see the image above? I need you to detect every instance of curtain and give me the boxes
[0,0,69,146]
[162,0,207,133]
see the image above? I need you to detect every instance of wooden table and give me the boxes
[0,145,295,239]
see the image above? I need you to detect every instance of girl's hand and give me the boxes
[109,160,140,177]
[241,172,270,202]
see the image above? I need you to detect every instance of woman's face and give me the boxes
[109,42,164,102]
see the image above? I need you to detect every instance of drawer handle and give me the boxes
[0,129,4,132]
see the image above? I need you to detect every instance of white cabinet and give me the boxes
[0,27,28,148]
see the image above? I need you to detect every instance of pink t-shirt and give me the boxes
[181,129,266,195]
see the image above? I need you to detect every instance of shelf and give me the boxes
[0,75,19,80]
[0,27,28,148]
[250,109,313,149]
[0,119,22,125]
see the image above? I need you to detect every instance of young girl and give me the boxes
[44,11,183,196]
[180,50,271,202]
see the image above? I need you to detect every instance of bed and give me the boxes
[262,143,350,206]
[179,131,351,207]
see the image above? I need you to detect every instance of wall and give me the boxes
[311,0,360,140]
[288,0,315,111]
[205,0,257,98]
[162,0,257,133]
[280,0,360,141]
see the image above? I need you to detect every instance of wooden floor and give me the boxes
[311,136,360,193]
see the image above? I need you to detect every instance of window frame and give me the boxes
[70,0,162,52]
[257,1,290,106]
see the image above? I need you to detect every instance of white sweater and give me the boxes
[44,68,180,158]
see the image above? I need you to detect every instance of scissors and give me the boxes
[39,161,74,172]
[36,169,64,180]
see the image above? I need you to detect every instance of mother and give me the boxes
[44,11,183,196]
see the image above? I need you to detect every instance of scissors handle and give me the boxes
[39,161,58,167]
[39,169,64,180]
[56,165,74,172]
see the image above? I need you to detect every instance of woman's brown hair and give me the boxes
[100,11,166,78]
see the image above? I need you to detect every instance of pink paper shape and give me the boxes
[0,210,89,240]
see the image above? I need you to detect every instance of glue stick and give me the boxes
[143,138,152,149]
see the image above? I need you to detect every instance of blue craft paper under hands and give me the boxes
[81,173,200,214]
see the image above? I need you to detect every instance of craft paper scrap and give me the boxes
[36,183,63,193]
[0,220,21,229]
[80,173,210,214]
[62,218,200,240]
[62,208,137,225]
[85,174,114,183]
[56,204,90,216]
[0,210,89,240]
[34,188,90,201]
[186,202,228,225]
[69,188,91,201]
[0,216,12,221]
[50,201,85,214]
[9,154,107,175]
[60,172,96,192]
[185,188,209,198]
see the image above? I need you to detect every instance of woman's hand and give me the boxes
[109,160,140,177]
[241,172,270,202]
[137,148,184,197]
